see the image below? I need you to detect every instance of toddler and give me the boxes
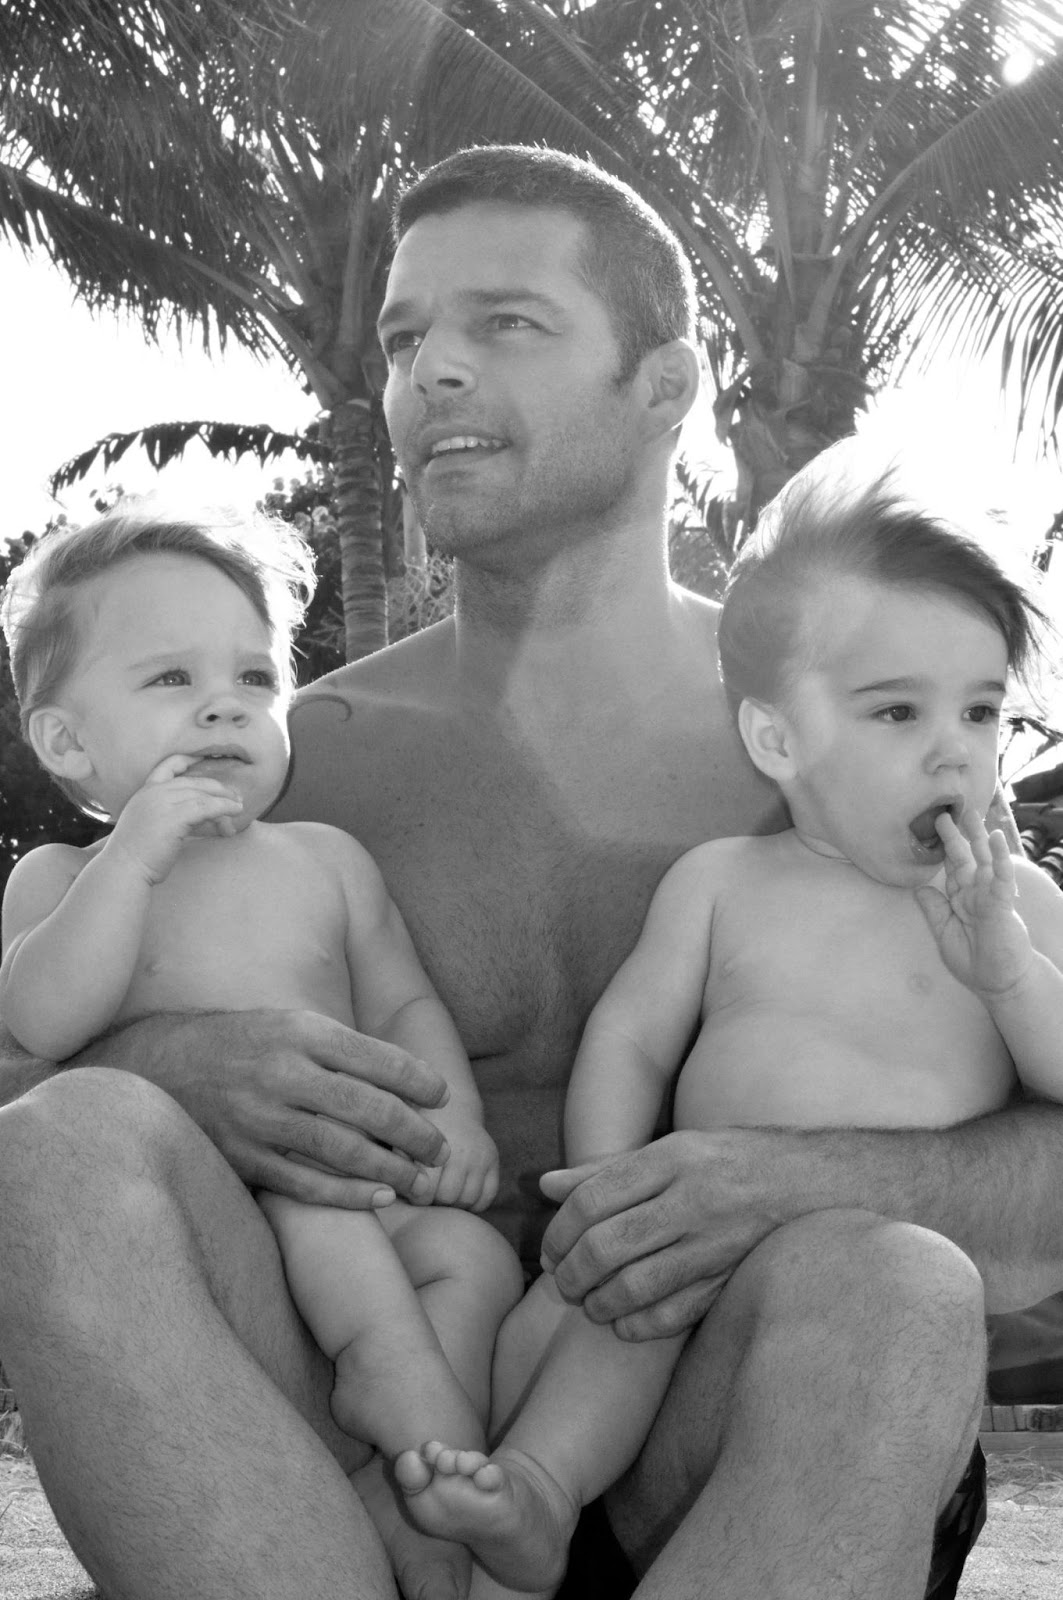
[0,512,523,1600]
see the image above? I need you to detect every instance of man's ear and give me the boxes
[737,698,795,782]
[26,707,94,784]
[639,340,700,439]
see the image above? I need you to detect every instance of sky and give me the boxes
[3,235,1061,573]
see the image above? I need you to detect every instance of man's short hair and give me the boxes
[717,440,1046,718]
[394,144,696,381]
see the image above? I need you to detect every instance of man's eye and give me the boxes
[384,330,422,359]
[491,313,535,331]
[149,670,189,687]
[876,705,913,723]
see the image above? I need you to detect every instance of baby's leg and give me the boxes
[378,1201,524,1421]
[396,1271,684,1594]
[259,1191,493,1454]
[261,1193,521,1600]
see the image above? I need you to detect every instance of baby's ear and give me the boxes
[737,698,795,782]
[26,707,94,784]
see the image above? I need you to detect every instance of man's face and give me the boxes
[774,577,1008,888]
[378,201,648,562]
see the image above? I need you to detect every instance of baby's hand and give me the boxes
[108,755,245,884]
[914,805,1034,998]
[423,1119,500,1212]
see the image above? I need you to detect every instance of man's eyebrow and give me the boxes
[377,287,565,334]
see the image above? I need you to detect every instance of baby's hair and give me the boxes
[1,510,316,808]
[717,447,1047,719]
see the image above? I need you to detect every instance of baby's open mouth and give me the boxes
[908,800,960,856]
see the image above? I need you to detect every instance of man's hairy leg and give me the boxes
[609,1209,986,1600]
[0,1067,397,1600]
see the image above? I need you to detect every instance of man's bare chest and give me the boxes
[280,691,781,1073]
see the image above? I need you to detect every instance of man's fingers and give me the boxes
[302,1015,449,1109]
[251,1151,403,1211]
[285,1111,443,1199]
[612,1278,726,1341]
[541,1149,673,1274]
[539,1159,615,1204]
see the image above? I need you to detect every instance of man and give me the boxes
[0,145,1058,1600]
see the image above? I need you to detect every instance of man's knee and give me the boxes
[747,1209,983,1325]
[0,1067,197,1199]
[0,1068,223,1312]
[728,1208,986,1403]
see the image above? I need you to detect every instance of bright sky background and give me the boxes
[3,235,1061,584]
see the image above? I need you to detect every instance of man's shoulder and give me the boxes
[293,617,456,721]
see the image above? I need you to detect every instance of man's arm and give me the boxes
[0,1006,451,1208]
[541,1103,1063,1338]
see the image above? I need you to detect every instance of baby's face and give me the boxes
[773,576,1008,887]
[56,553,292,825]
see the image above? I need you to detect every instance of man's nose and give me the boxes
[409,328,476,395]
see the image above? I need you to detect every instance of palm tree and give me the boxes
[0,0,667,657]
[573,0,1063,538]
[5,0,1062,639]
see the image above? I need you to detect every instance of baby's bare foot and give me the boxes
[395,1441,579,1593]
[353,1453,471,1600]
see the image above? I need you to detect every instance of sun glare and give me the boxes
[1002,45,1036,85]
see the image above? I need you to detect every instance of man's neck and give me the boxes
[449,518,686,719]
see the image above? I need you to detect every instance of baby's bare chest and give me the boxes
[116,842,353,1025]
[705,876,1014,1101]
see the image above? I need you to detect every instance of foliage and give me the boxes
[3,0,1061,629]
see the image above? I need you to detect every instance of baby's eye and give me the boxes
[966,704,1001,725]
[149,669,189,687]
[876,704,914,723]
[240,668,279,689]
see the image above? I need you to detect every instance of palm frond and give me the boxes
[49,421,329,496]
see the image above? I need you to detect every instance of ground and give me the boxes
[1,1450,1061,1598]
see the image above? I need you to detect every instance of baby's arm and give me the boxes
[0,757,243,1061]
[564,849,718,1164]
[310,825,497,1210]
[916,806,1063,1102]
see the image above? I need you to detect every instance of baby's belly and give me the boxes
[675,1010,1016,1132]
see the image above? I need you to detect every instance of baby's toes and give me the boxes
[394,1449,433,1493]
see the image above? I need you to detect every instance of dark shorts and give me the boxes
[556,1443,987,1600]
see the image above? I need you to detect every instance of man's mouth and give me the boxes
[908,799,961,859]
[424,434,508,463]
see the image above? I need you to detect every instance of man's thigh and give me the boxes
[604,1209,986,1591]
[0,1067,364,1473]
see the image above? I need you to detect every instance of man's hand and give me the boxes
[82,1008,451,1208]
[540,1131,786,1340]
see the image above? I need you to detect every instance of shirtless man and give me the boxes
[0,144,1059,1600]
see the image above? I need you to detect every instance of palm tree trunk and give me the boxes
[331,396,386,661]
